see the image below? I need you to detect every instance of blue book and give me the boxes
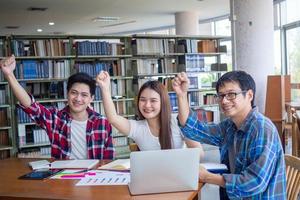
[200,163,228,174]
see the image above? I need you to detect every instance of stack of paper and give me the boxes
[29,160,50,170]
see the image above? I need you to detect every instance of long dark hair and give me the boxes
[137,81,172,149]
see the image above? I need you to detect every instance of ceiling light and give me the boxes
[92,16,120,22]
[99,20,136,27]
[27,7,48,11]
[37,28,43,32]
[5,26,19,29]
[49,22,55,26]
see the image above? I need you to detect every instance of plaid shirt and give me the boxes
[180,107,286,199]
[20,95,115,160]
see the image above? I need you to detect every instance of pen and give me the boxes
[61,174,86,178]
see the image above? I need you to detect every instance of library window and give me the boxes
[274,30,282,75]
[285,0,300,24]
[286,26,300,101]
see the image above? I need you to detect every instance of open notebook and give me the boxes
[98,159,130,170]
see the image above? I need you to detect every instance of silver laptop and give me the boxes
[128,148,200,195]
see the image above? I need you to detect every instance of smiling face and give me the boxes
[67,83,94,117]
[138,88,161,120]
[217,81,253,123]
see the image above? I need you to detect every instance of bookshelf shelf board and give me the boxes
[135,73,178,79]
[15,56,76,60]
[35,99,67,103]
[17,78,68,83]
[18,122,36,126]
[110,76,133,80]
[11,35,71,39]
[132,34,231,40]
[191,104,219,109]
[19,142,51,149]
[185,52,223,56]
[76,55,132,59]
[133,53,182,58]
[0,126,11,130]
[0,145,13,151]
[70,35,131,40]
[93,98,134,103]
[0,82,8,85]
[168,88,215,93]
[18,154,51,159]
[0,104,10,108]
[186,71,227,75]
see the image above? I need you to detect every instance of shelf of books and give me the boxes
[8,35,135,158]
[0,36,16,159]
[130,34,230,124]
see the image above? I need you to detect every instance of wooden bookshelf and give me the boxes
[7,35,135,159]
[130,34,228,123]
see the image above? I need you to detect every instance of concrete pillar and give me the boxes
[230,0,274,113]
[175,11,199,35]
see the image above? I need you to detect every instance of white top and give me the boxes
[70,119,88,159]
[128,114,185,151]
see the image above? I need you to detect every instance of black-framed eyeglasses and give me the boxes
[214,91,247,102]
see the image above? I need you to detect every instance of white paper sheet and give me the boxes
[76,170,130,186]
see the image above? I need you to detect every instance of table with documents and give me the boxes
[0,158,203,200]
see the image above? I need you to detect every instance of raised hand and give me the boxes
[96,71,111,92]
[0,55,16,76]
[172,72,190,97]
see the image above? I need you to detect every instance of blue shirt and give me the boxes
[180,107,286,199]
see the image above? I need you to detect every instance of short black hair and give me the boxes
[216,70,256,108]
[67,72,96,96]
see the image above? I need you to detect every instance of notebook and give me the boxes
[128,148,201,195]
[98,159,130,171]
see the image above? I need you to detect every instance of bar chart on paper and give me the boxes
[76,170,130,186]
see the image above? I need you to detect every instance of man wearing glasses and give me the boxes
[172,71,286,199]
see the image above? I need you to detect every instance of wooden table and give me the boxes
[0,158,202,200]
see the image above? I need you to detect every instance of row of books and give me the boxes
[15,60,71,79]
[0,71,4,82]
[11,39,71,57]
[177,39,218,53]
[0,109,8,127]
[113,136,128,147]
[0,89,6,104]
[0,40,4,57]
[18,147,51,158]
[168,92,218,112]
[130,58,177,75]
[18,125,49,147]
[178,54,205,72]
[0,130,9,146]
[17,102,65,123]
[132,38,221,55]
[20,82,67,100]
[76,41,124,56]
[75,61,116,77]
[92,100,134,116]
[132,38,176,55]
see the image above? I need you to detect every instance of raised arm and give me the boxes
[172,72,190,126]
[0,55,31,107]
[96,71,130,135]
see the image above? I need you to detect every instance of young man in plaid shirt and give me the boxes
[0,55,114,159]
[173,71,286,199]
